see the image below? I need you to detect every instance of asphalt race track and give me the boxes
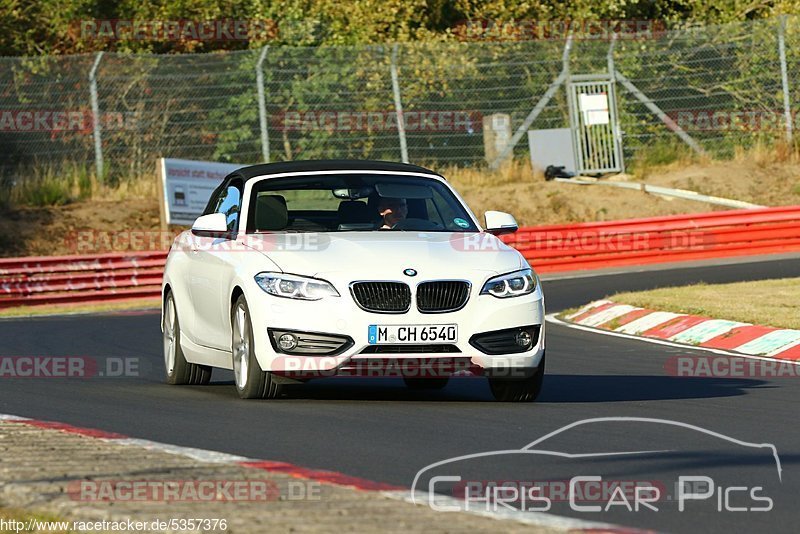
[1,257,799,533]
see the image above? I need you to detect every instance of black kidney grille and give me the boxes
[351,282,411,313]
[416,281,470,313]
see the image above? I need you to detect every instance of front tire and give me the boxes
[488,352,545,402]
[163,292,212,385]
[231,295,283,399]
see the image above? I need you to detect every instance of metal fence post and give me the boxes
[256,45,271,163]
[489,35,573,169]
[89,51,105,180]
[390,44,409,163]
[778,16,793,143]
[607,35,625,174]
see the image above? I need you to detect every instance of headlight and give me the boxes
[254,272,340,300]
[480,269,537,298]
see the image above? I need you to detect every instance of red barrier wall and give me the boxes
[2,205,799,308]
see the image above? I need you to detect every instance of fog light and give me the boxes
[269,329,354,356]
[469,326,539,355]
[278,333,298,351]
[515,330,532,348]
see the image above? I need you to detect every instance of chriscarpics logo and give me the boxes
[411,417,781,524]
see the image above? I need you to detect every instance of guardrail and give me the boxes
[0,251,166,308]
[502,205,800,273]
[2,205,799,308]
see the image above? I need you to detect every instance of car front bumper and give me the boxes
[243,275,545,378]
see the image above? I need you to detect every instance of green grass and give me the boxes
[602,278,800,330]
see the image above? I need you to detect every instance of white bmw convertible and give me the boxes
[161,160,545,401]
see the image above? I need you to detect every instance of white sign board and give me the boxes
[579,93,610,126]
[159,158,243,225]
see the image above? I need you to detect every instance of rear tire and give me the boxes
[403,377,449,390]
[231,295,283,399]
[163,292,212,385]
[488,352,545,402]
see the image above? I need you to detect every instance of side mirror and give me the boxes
[191,213,228,236]
[484,211,519,236]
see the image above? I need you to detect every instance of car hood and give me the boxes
[244,231,527,280]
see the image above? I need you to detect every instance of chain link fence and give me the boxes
[1,16,799,182]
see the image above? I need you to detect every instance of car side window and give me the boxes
[202,183,225,216]
[215,182,242,232]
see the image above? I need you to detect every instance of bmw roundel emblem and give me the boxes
[403,268,417,277]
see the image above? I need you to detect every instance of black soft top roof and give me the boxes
[229,160,442,181]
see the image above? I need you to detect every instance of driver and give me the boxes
[377,197,408,229]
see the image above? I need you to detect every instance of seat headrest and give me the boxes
[255,194,288,231]
[337,200,374,224]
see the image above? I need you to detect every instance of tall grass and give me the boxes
[443,159,541,188]
[626,139,705,179]
[1,141,799,209]
[0,164,93,208]
[734,139,800,165]
[624,138,800,182]
[0,164,157,208]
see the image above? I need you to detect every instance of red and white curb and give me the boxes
[0,413,635,533]
[553,300,800,361]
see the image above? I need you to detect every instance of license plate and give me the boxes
[368,324,458,344]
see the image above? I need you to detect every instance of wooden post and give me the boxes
[156,158,168,233]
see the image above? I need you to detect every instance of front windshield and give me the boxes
[245,174,479,233]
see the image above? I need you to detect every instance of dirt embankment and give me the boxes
[456,157,800,226]
[0,199,161,257]
[642,159,800,207]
